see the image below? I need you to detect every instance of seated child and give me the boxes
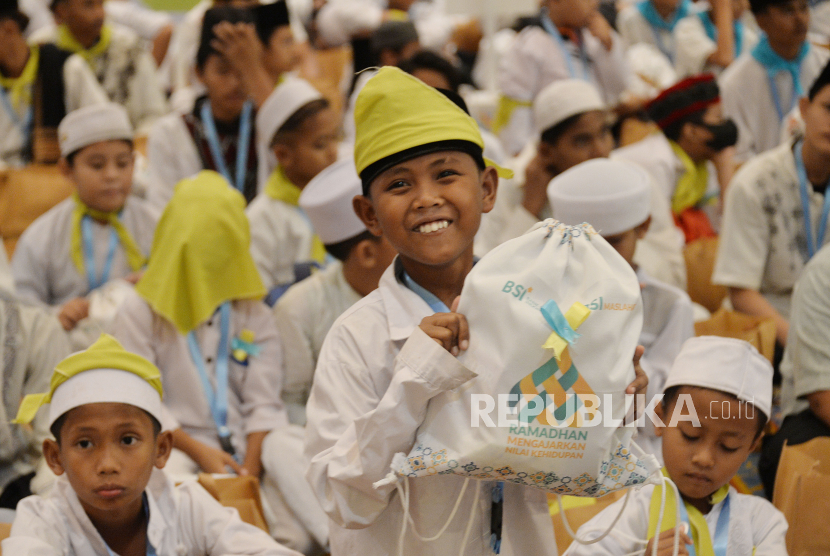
[11,103,157,345]
[719,0,829,162]
[303,66,648,554]
[0,292,70,509]
[4,333,300,555]
[566,336,788,555]
[0,0,106,168]
[273,158,397,426]
[111,171,308,550]
[146,6,261,210]
[31,0,168,132]
[549,159,694,462]
[247,77,339,293]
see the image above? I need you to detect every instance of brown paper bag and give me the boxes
[198,474,269,532]
[694,308,776,363]
[772,438,830,556]
[684,237,728,313]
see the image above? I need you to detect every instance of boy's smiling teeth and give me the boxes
[417,220,449,233]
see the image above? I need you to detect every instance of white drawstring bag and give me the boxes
[391,221,662,497]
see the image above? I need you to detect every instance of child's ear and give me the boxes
[58,157,72,179]
[480,166,498,214]
[272,142,292,168]
[653,402,666,437]
[636,216,652,239]
[154,431,174,470]
[354,239,376,269]
[353,195,383,237]
[43,439,66,476]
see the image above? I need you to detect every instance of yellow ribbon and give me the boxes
[264,166,327,263]
[56,23,112,66]
[14,334,162,424]
[647,468,729,556]
[70,193,147,278]
[491,94,533,135]
[669,140,712,215]
[0,45,39,114]
[542,302,591,361]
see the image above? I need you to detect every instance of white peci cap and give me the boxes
[533,79,605,136]
[299,158,366,244]
[664,336,773,419]
[256,76,323,148]
[58,103,133,157]
[547,159,651,236]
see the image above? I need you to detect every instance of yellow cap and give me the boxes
[14,334,163,425]
[136,171,266,334]
[353,66,512,188]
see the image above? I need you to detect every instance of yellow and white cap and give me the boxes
[14,334,163,427]
[58,103,133,157]
[353,66,512,192]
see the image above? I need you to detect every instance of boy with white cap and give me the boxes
[549,158,694,463]
[273,158,397,426]
[30,0,167,132]
[246,77,339,293]
[566,336,787,555]
[3,333,301,556]
[493,0,631,155]
[12,103,157,338]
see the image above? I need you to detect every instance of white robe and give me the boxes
[719,45,829,162]
[272,261,361,426]
[145,110,203,212]
[2,469,302,555]
[0,52,107,169]
[304,262,558,555]
[673,13,758,78]
[29,23,168,133]
[11,196,158,308]
[564,484,787,555]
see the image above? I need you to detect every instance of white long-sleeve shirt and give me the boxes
[3,469,302,555]
[112,292,288,458]
[304,262,557,555]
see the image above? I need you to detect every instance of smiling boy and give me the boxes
[304,66,647,555]
[4,334,300,556]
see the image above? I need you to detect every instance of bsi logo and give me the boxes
[502,281,532,300]
[585,297,636,311]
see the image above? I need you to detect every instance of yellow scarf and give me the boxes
[135,171,266,335]
[0,45,39,115]
[70,193,147,278]
[56,23,112,66]
[264,166,327,263]
[647,468,730,556]
[669,140,711,215]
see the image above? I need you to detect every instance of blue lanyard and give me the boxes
[0,86,33,150]
[186,302,235,453]
[678,492,731,556]
[650,26,674,63]
[200,100,253,193]
[81,215,119,291]
[401,271,450,313]
[768,73,789,122]
[540,12,590,81]
[795,140,830,259]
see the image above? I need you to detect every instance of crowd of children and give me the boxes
[1,0,830,552]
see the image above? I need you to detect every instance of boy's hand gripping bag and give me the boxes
[393,221,662,496]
